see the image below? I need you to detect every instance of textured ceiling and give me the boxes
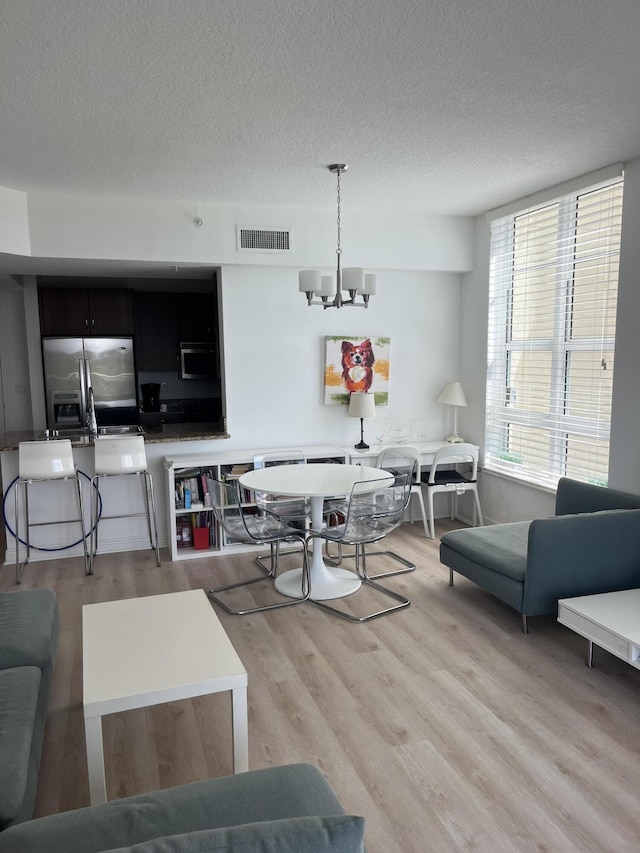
[1,0,640,218]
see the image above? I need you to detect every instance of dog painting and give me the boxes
[341,338,375,394]
[324,335,390,405]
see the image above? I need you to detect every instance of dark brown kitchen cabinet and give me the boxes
[134,292,179,371]
[178,292,217,342]
[38,288,134,336]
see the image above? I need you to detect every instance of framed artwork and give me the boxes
[324,335,390,405]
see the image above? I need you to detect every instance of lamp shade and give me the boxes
[320,275,335,296]
[437,381,467,407]
[348,392,376,419]
[299,270,321,294]
[342,267,365,293]
[362,273,378,295]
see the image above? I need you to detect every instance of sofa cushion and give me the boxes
[440,521,530,581]
[0,666,41,831]
[0,589,59,672]
[101,815,365,853]
[555,477,640,516]
[0,765,352,853]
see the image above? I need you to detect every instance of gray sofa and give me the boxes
[440,477,640,631]
[0,763,365,852]
[0,588,59,832]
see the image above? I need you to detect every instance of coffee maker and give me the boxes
[140,383,161,413]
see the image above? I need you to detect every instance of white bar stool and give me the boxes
[90,436,160,572]
[15,439,90,584]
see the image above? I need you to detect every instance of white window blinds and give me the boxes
[485,174,624,489]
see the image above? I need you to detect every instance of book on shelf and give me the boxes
[222,463,252,480]
[175,470,216,510]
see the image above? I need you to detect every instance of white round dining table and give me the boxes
[239,464,393,601]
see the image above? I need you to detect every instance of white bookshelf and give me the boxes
[164,445,347,561]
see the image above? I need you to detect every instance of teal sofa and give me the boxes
[0,589,59,832]
[0,764,365,852]
[440,478,640,632]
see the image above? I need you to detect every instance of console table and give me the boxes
[558,589,640,668]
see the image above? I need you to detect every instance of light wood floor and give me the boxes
[3,522,640,852]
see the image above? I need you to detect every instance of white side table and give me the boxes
[83,589,248,805]
[558,588,640,668]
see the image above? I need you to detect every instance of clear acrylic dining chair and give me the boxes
[325,448,418,577]
[306,473,412,622]
[206,476,310,615]
[252,449,309,571]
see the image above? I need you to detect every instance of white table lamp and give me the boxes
[437,381,467,443]
[348,392,376,449]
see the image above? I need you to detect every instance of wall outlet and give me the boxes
[161,382,167,391]
[14,383,27,395]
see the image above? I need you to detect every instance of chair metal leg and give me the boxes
[142,471,161,566]
[255,540,303,574]
[208,537,312,615]
[15,480,27,584]
[449,567,454,586]
[340,546,416,578]
[311,543,411,622]
[521,613,529,634]
[90,475,100,574]
[74,472,90,576]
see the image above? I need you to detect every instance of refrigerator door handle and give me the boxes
[79,358,87,427]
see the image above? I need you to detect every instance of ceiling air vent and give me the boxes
[236,226,293,253]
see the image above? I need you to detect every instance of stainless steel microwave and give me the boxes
[179,342,217,379]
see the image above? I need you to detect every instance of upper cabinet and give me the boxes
[134,291,218,371]
[178,292,217,342]
[134,292,179,371]
[39,287,134,337]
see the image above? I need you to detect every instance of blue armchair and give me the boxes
[440,478,640,632]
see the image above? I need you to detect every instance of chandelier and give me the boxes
[299,164,377,309]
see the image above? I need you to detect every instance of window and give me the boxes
[485,174,624,489]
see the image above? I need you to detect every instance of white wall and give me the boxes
[609,157,640,492]
[220,265,461,450]
[0,187,30,256]
[24,191,474,272]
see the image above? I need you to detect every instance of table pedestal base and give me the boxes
[275,566,361,601]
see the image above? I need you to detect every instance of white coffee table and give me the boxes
[83,589,248,805]
[558,588,640,668]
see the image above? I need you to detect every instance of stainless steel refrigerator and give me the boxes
[42,337,137,430]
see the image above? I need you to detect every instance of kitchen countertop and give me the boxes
[0,423,229,451]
